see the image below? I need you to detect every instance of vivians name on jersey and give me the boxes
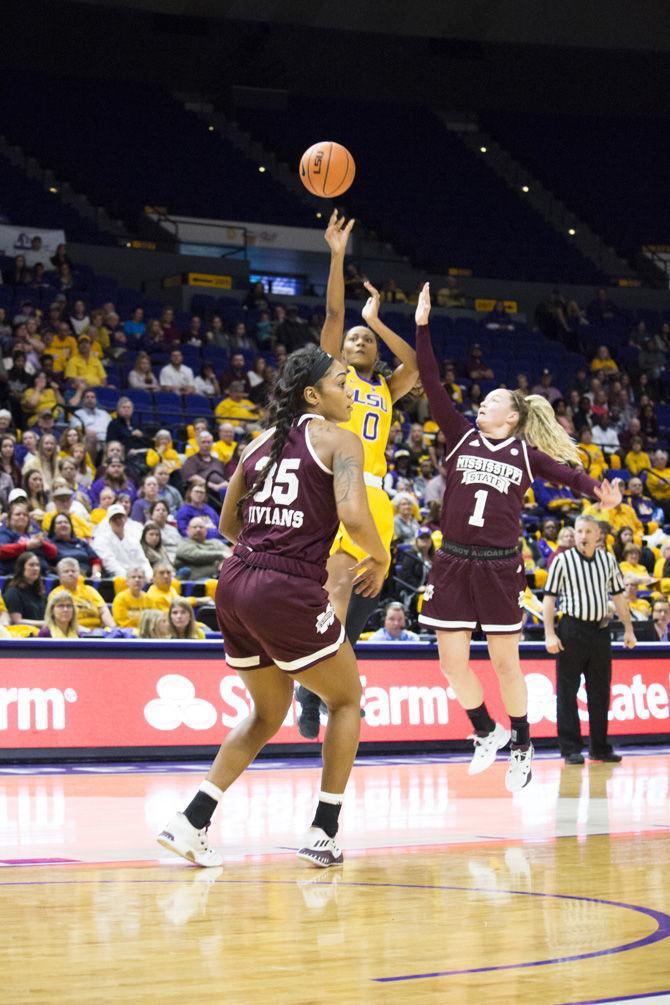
[247,504,304,528]
[456,454,523,494]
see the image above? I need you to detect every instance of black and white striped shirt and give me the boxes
[544,547,625,622]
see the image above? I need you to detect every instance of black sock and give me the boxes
[466,702,496,737]
[510,715,530,748]
[312,800,342,838]
[183,790,218,830]
[345,591,379,645]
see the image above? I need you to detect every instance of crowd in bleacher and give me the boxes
[0,248,669,642]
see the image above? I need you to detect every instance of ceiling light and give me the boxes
[480,146,487,153]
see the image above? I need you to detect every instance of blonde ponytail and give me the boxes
[509,392,582,466]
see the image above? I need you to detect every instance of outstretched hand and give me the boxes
[361,281,380,326]
[593,477,623,509]
[415,282,431,326]
[324,209,355,255]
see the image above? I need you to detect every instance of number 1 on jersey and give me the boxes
[468,489,489,527]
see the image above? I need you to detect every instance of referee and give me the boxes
[542,514,636,765]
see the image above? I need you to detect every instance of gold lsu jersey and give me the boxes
[339,366,393,478]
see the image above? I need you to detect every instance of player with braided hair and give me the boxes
[411,283,623,791]
[158,344,387,868]
[297,211,419,738]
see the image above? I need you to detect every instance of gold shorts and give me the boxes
[330,485,394,572]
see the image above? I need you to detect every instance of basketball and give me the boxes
[299,141,355,198]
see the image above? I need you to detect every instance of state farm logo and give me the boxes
[0,687,77,731]
[144,674,217,731]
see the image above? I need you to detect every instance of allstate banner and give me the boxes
[0,224,66,266]
[0,652,668,750]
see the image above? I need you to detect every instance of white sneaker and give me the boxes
[157,811,223,867]
[296,827,344,868]
[505,744,534,792]
[467,722,511,775]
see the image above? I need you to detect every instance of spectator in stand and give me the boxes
[228,321,254,352]
[128,351,160,391]
[23,433,59,495]
[146,431,181,478]
[50,244,72,271]
[141,318,166,353]
[533,478,582,516]
[106,397,149,453]
[205,314,227,348]
[638,338,666,394]
[484,301,515,331]
[246,357,269,402]
[49,557,115,631]
[14,430,37,471]
[89,457,137,507]
[131,475,161,523]
[654,546,670,595]
[368,602,419,641]
[43,480,92,537]
[140,520,172,570]
[646,450,670,520]
[23,470,48,526]
[613,527,655,573]
[244,280,269,311]
[547,526,576,567]
[160,306,181,344]
[89,485,116,526]
[153,463,182,513]
[464,383,482,418]
[69,300,90,337]
[618,416,642,456]
[393,493,420,547]
[167,597,205,639]
[72,388,112,452]
[396,527,435,591]
[577,428,608,479]
[531,517,560,567]
[214,381,259,427]
[0,498,57,573]
[3,255,30,286]
[583,494,643,543]
[137,608,171,639]
[174,516,231,580]
[3,552,46,628]
[424,461,447,506]
[380,279,407,303]
[590,345,620,380]
[112,567,152,629]
[344,263,367,300]
[181,430,228,489]
[194,363,221,398]
[64,333,107,387]
[92,503,152,581]
[159,348,195,395]
[620,544,656,587]
[590,388,610,422]
[627,477,664,529]
[639,402,659,448]
[147,500,181,562]
[531,369,563,404]
[176,479,219,538]
[383,449,412,498]
[587,288,618,324]
[21,373,65,427]
[184,315,205,347]
[442,363,464,406]
[146,561,182,612]
[124,306,145,341]
[254,310,273,346]
[552,399,574,437]
[184,418,210,456]
[0,434,22,492]
[623,436,651,476]
[435,277,466,308]
[466,345,494,382]
[591,415,620,460]
[220,352,250,394]
[46,511,99,575]
[412,456,436,504]
[38,592,82,639]
[49,322,77,373]
[622,576,652,621]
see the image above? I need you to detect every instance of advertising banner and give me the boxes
[1,651,668,750]
[146,213,326,254]
[0,224,66,266]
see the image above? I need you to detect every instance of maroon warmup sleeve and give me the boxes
[527,447,601,498]
[416,325,472,451]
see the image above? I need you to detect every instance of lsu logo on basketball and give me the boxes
[315,603,335,635]
[312,150,324,174]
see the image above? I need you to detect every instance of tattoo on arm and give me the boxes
[333,452,361,504]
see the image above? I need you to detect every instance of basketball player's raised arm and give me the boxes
[332,429,387,596]
[361,281,418,402]
[218,458,247,543]
[414,282,472,448]
[320,211,355,357]
[529,448,623,508]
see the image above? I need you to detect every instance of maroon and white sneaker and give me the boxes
[297,827,344,868]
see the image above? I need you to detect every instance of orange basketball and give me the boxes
[299,141,355,199]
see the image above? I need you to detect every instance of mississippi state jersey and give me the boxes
[237,413,339,569]
[339,366,392,478]
[416,324,601,549]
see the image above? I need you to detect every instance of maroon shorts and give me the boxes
[215,555,345,674]
[418,549,526,635]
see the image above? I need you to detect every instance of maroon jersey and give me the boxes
[236,413,339,578]
[416,325,602,548]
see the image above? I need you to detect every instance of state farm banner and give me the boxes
[0,224,66,266]
[0,651,668,750]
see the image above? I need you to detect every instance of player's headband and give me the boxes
[306,350,334,385]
